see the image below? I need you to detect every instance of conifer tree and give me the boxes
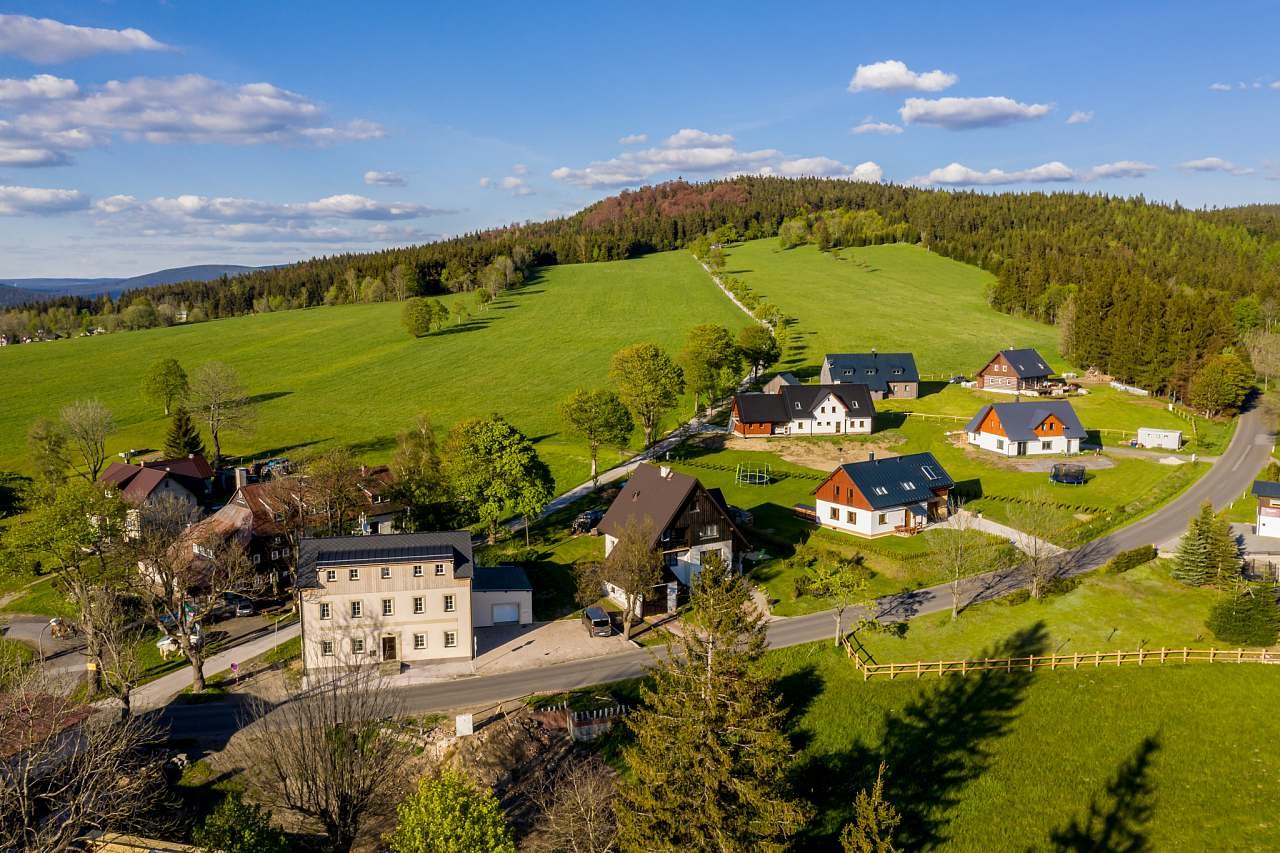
[163,406,206,458]
[840,762,900,853]
[1208,509,1242,585]
[616,554,807,851]
[1171,503,1214,586]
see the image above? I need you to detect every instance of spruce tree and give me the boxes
[1208,511,1242,585]
[840,762,900,853]
[1171,503,1214,586]
[164,406,206,459]
[616,554,807,852]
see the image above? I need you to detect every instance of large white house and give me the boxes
[965,401,1086,456]
[813,452,955,538]
[731,382,875,438]
[297,532,532,673]
[1254,481,1280,538]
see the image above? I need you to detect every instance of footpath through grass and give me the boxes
[0,251,750,490]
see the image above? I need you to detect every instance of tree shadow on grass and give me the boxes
[1047,734,1160,852]
[345,434,396,457]
[246,390,292,405]
[790,622,1049,850]
[433,318,494,335]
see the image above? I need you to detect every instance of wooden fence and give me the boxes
[840,637,1277,681]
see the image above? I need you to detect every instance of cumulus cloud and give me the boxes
[1179,156,1253,175]
[0,183,88,214]
[478,177,492,188]
[480,167,536,196]
[364,170,406,186]
[510,163,528,175]
[0,14,170,63]
[94,192,438,222]
[1208,82,1234,91]
[665,128,735,148]
[617,133,647,145]
[759,157,883,182]
[901,96,1052,129]
[0,75,79,102]
[851,118,903,135]
[915,159,1154,186]
[848,59,956,92]
[1066,110,1094,124]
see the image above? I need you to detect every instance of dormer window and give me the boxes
[864,368,874,375]
[843,369,852,376]
[872,486,888,496]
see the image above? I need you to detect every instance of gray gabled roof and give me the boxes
[994,348,1053,379]
[823,352,919,392]
[1253,481,1280,499]
[296,531,473,588]
[825,452,954,510]
[472,564,532,592]
[734,383,876,424]
[964,401,1086,442]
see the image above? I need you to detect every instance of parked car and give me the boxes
[729,507,754,527]
[235,600,256,617]
[158,602,198,629]
[571,509,605,535]
[583,606,613,637]
[155,624,203,654]
[949,374,969,384]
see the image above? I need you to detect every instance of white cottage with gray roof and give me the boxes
[965,400,1086,456]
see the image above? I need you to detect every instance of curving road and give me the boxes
[158,403,1275,739]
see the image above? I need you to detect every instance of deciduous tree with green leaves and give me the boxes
[1186,351,1254,417]
[141,356,188,416]
[806,552,871,644]
[578,517,662,641]
[559,389,633,486]
[616,553,808,850]
[26,417,67,488]
[444,415,553,543]
[59,398,115,482]
[679,324,740,415]
[387,770,516,853]
[193,793,293,853]
[163,406,206,458]
[390,414,455,531]
[609,343,684,447]
[736,324,780,381]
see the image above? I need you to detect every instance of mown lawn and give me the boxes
[0,251,751,491]
[722,240,1059,376]
[0,575,74,618]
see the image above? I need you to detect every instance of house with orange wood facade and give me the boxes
[975,348,1055,394]
[965,400,1085,456]
[813,452,954,538]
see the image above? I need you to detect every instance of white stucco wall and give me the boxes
[968,432,1078,456]
[815,499,907,537]
[471,589,533,627]
[1258,511,1280,539]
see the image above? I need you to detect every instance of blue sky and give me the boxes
[0,0,1278,276]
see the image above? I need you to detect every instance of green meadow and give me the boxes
[722,239,1061,375]
[0,252,750,490]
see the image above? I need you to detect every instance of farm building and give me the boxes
[812,452,954,538]
[731,383,875,437]
[1252,481,1280,539]
[966,400,1086,456]
[1136,427,1182,450]
[820,352,919,399]
[975,348,1056,394]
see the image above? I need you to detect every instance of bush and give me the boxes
[1106,544,1158,574]
[500,547,543,565]
[793,575,814,598]
[1041,575,1082,597]
[1206,591,1280,646]
[1002,588,1032,607]
[193,792,292,853]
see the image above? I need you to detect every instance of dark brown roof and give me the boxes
[598,464,699,543]
[144,454,214,480]
[98,462,194,506]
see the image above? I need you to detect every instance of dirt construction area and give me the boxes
[724,433,907,470]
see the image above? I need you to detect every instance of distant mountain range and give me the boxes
[0,264,268,307]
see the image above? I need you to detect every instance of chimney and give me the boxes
[871,347,877,357]
[659,465,672,479]
[234,467,249,489]
[867,452,875,461]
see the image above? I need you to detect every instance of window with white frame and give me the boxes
[996,438,1005,450]
[326,569,337,582]
[380,566,391,579]
[321,640,334,656]
[253,554,261,564]
[443,594,455,613]
[700,523,719,538]
[382,598,393,616]
[413,633,426,650]
[352,637,365,654]
[270,549,279,560]
[1042,441,1052,450]
[413,565,423,577]
[846,510,856,523]
[350,600,363,618]
[443,631,457,648]
[348,568,360,581]
[319,602,331,620]
[413,596,424,614]
[829,506,839,520]
[434,563,445,576]
[878,513,887,525]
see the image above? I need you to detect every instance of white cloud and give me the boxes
[901,96,1052,129]
[93,192,440,223]
[0,14,170,63]
[364,170,406,186]
[510,163,528,175]
[1066,110,1094,124]
[0,184,88,214]
[1,75,383,165]
[500,175,534,196]
[0,75,79,102]
[851,119,903,135]
[478,177,492,188]
[1209,82,1234,91]
[1086,160,1157,179]
[1179,156,1253,175]
[665,128,735,148]
[760,157,882,182]
[848,59,957,92]
[618,133,648,145]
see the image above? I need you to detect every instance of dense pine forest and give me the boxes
[4,177,1278,396]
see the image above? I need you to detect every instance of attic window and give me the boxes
[794,402,802,410]
[893,368,903,375]
[843,369,852,376]
[901,481,916,490]
[922,466,939,480]
[864,368,875,375]
[872,486,889,496]
[849,401,858,409]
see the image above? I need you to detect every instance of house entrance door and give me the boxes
[1016,441,1027,456]
[381,635,397,661]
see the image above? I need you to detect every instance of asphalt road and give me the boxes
[159,401,1275,742]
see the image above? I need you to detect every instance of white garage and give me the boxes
[471,565,534,627]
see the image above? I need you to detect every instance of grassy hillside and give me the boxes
[0,251,750,489]
[722,240,1061,375]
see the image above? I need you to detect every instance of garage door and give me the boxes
[492,603,520,624]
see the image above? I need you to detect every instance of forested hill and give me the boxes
[4,177,1279,395]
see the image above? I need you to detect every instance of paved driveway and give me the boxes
[474,620,633,675]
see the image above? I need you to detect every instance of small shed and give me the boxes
[1136,427,1182,450]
